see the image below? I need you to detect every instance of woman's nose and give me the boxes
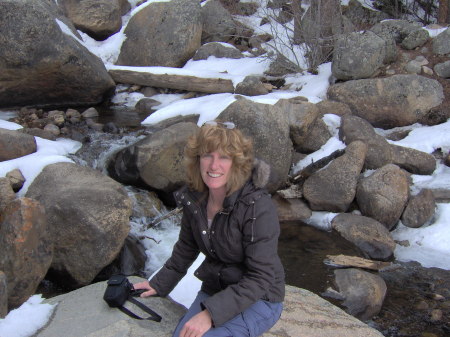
[210,155,219,170]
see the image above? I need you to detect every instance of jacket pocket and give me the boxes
[219,264,245,288]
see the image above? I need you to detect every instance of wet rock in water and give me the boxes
[135,97,161,113]
[332,268,387,321]
[401,189,436,228]
[102,122,119,134]
[331,213,396,261]
[82,107,99,118]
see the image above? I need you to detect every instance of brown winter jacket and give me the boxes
[149,163,285,327]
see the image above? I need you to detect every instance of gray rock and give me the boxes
[434,60,450,78]
[82,107,100,118]
[193,42,243,61]
[43,123,61,136]
[36,279,384,337]
[21,127,57,141]
[0,271,6,318]
[343,0,391,28]
[316,100,352,117]
[265,53,303,76]
[272,194,312,221]
[332,30,388,80]
[296,117,332,153]
[117,0,201,67]
[37,276,186,337]
[356,164,410,230]
[135,98,161,113]
[6,168,25,192]
[201,0,236,44]
[235,76,269,96]
[390,144,436,175]
[108,122,198,201]
[332,268,387,321]
[274,98,320,150]
[401,28,429,50]
[0,0,115,108]
[58,0,122,40]
[0,198,52,308]
[26,162,132,286]
[218,98,293,192]
[0,177,16,211]
[328,75,444,129]
[339,115,436,174]
[432,27,450,55]
[303,141,367,212]
[401,189,436,228]
[331,213,396,260]
[370,19,423,43]
[0,128,37,161]
[339,114,393,169]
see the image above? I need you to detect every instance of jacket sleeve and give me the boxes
[201,194,282,326]
[149,211,200,297]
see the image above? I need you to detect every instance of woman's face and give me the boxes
[200,151,232,193]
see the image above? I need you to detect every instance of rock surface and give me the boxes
[36,278,384,337]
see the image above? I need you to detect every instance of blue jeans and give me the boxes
[173,291,283,337]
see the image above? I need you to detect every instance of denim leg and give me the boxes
[173,291,210,337]
[173,291,283,337]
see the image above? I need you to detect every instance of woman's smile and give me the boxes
[200,151,232,191]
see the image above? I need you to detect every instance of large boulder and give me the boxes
[58,0,122,41]
[36,279,384,337]
[0,128,37,162]
[107,122,199,203]
[339,114,436,174]
[356,164,410,230]
[331,213,396,261]
[332,268,387,321]
[332,30,390,80]
[0,198,52,309]
[303,141,367,212]
[116,0,202,67]
[218,98,293,192]
[0,0,115,108]
[26,162,132,285]
[328,75,444,129]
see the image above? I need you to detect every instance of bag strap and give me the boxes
[118,295,162,322]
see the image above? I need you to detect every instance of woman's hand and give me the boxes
[179,310,212,337]
[133,280,157,298]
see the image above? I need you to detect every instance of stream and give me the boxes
[38,110,450,337]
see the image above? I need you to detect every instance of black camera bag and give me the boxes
[103,274,162,322]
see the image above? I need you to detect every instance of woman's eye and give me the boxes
[220,155,231,160]
[201,153,212,158]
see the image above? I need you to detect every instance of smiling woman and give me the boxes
[133,120,285,337]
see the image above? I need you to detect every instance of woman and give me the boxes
[134,121,285,337]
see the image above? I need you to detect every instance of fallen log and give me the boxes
[324,254,392,271]
[108,68,235,94]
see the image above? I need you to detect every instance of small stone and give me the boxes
[430,309,442,321]
[82,107,99,118]
[6,169,25,192]
[44,123,60,136]
[415,300,429,310]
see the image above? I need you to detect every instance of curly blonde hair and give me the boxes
[185,122,254,195]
